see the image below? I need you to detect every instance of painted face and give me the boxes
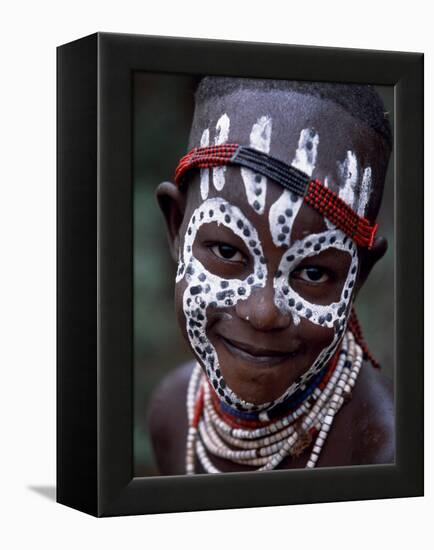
[176,98,376,413]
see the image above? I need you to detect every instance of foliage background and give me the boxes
[133,74,394,476]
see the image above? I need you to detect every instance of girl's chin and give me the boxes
[213,339,307,406]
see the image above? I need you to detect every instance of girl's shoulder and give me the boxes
[147,361,195,475]
[341,362,395,464]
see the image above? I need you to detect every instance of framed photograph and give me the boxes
[57,32,423,516]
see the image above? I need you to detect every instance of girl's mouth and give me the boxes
[219,335,299,367]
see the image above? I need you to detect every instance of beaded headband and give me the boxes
[175,144,378,249]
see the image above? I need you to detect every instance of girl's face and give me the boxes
[170,93,385,412]
[175,172,357,411]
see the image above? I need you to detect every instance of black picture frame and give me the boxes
[57,32,424,517]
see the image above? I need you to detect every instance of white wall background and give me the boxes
[0,1,431,548]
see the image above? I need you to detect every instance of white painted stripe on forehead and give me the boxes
[241,115,272,214]
[215,113,230,143]
[338,150,358,208]
[291,128,319,177]
[250,115,272,153]
[268,127,318,248]
[213,113,230,191]
[269,189,302,247]
[357,166,372,217]
[200,128,210,200]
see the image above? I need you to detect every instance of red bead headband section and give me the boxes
[175,144,378,249]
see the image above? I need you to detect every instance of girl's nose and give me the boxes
[235,282,292,331]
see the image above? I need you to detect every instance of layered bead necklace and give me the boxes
[186,330,363,474]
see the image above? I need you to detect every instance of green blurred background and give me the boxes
[133,74,394,477]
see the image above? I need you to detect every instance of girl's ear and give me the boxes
[356,235,388,291]
[155,181,186,261]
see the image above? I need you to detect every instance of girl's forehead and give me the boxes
[194,91,364,153]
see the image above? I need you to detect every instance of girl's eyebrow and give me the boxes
[196,220,253,250]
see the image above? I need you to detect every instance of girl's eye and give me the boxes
[209,243,245,263]
[291,266,329,284]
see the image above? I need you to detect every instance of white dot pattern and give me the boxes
[177,197,269,411]
[241,115,272,215]
[177,195,359,413]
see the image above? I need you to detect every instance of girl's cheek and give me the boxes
[303,319,335,350]
[175,280,189,336]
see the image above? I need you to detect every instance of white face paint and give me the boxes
[338,150,358,207]
[269,128,320,248]
[241,116,272,214]
[266,128,359,400]
[273,229,358,388]
[292,128,319,177]
[178,122,366,412]
[212,114,230,191]
[178,195,358,412]
[357,166,372,217]
[274,231,357,329]
[336,150,373,217]
[177,197,269,410]
[200,128,210,200]
[269,190,298,246]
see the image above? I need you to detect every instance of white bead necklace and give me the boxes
[186,331,363,474]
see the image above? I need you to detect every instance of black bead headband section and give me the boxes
[231,146,310,197]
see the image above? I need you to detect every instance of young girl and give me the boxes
[149,77,394,475]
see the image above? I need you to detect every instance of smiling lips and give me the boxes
[219,335,299,367]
